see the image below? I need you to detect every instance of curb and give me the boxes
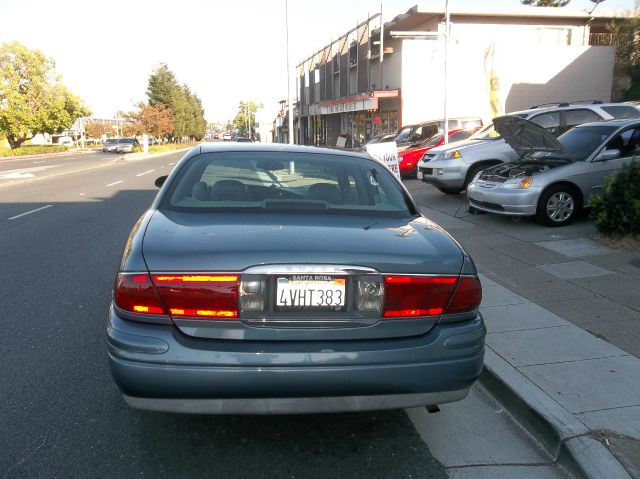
[479,348,632,478]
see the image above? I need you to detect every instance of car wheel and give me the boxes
[536,185,579,227]
[437,187,463,194]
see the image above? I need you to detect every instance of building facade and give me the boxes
[295,5,622,148]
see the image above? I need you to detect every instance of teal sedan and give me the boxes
[108,143,485,414]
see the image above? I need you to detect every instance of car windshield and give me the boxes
[557,125,619,161]
[423,133,444,147]
[469,123,501,140]
[601,105,640,119]
[394,126,414,143]
[163,151,414,217]
[118,138,134,144]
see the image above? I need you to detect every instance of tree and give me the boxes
[521,0,605,8]
[131,102,175,139]
[84,121,112,139]
[146,64,206,141]
[0,42,90,149]
[233,101,261,138]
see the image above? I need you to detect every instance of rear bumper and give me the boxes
[107,310,485,414]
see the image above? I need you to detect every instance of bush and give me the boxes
[0,145,68,157]
[590,159,640,235]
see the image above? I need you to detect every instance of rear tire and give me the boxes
[536,185,580,227]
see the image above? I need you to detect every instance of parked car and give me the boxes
[419,102,640,194]
[108,143,485,414]
[395,117,483,151]
[57,136,74,147]
[103,138,118,153]
[115,137,139,153]
[365,132,397,146]
[398,128,479,178]
[467,116,640,226]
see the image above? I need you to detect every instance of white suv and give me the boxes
[418,102,640,194]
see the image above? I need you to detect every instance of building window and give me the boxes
[536,27,572,46]
[333,55,339,75]
[315,68,320,84]
[349,41,358,66]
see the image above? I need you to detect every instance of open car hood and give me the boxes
[493,115,567,157]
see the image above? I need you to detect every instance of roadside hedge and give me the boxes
[590,159,640,235]
[0,145,68,157]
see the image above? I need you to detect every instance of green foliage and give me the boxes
[233,101,260,138]
[520,0,605,7]
[590,160,640,235]
[0,144,68,156]
[146,64,206,141]
[0,41,90,149]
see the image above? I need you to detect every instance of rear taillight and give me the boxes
[383,275,481,318]
[443,276,482,315]
[114,273,167,316]
[152,274,239,318]
[384,275,458,317]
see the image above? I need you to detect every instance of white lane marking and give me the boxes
[136,169,154,177]
[33,161,45,164]
[106,180,123,186]
[8,205,53,220]
[168,163,175,166]
[0,165,61,180]
[79,193,86,196]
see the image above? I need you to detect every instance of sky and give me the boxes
[1,0,636,123]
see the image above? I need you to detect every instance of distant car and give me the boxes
[58,136,74,147]
[467,116,640,226]
[116,138,139,153]
[103,138,118,153]
[222,132,232,141]
[419,102,640,194]
[398,129,478,178]
[108,143,485,415]
[394,117,483,151]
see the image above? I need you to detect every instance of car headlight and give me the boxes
[443,150,462,160]
[501,176,534,189]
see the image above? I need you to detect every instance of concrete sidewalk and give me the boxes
[407,187,640,478]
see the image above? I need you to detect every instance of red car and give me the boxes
[398,129,478,177]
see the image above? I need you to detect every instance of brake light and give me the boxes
[443,276,482,315]
[114,273,167,315]
[152,274,239,319]
[383,276,458,317]
[383,275,481,318]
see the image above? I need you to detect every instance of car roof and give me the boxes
[197,142,372,159]
[572,118,640,129]
[511,102,629,118]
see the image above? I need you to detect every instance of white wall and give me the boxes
[401,38,614,126]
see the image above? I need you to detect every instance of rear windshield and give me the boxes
[118,138,135,144]
[162,152,415,217]
[601,105,640,119]
[105,139,116,144]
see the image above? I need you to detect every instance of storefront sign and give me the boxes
[366,141,400,180]
[322,98,375,115]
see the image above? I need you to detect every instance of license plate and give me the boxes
[417,170,423,180]
[276,275,346,310]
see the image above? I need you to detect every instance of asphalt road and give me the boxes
[0,151,568,478]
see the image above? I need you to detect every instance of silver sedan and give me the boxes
[467,116,640,226]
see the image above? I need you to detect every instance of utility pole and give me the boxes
[443,0,450,144]
[286,0,294,144]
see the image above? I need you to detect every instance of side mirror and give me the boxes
[154,175,168,188]
[594,149,620,162]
